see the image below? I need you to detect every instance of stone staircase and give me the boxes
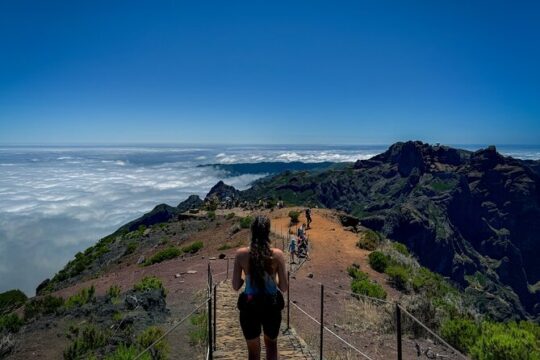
[213,281,315,360]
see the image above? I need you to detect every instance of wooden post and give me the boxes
[287,271,290,330]
[213,284,217,350]
[226,257,230,280]
[320,284,324,360]
[208,295,213,360]
[396,304,402,360]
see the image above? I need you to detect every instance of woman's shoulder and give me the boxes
[235,247,250,257]
[271,248,285,258]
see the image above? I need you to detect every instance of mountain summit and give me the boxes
[244,141,540,319]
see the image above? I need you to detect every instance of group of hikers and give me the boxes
[288,208,312,264]
[232,208,313,360]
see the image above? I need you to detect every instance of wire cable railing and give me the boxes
[132,241,468,360]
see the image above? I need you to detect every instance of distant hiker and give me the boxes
[305,208,312,229]
[297,224,305,239]
[288,235,297,264]
[233,215,288,360]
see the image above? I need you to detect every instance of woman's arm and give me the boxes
[231,249,245,291]
[274,249,288,293]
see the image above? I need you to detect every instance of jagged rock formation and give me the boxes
[242,141,540,320]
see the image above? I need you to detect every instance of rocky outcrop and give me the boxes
[205,181,240,203]
[244,141,540,320]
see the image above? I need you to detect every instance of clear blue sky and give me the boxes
[1,1,539,145]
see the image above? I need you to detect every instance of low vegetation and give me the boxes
[347,266,387,300]
[0,313,23,333]
[0,289,27,315]
[239,216,254,229]
[181,241,204,254]
[65,286,96,309]
[288,210,300,224]
[356,229,382,250]
[368,251,390,272]
[105,344,151,360]
[363,239,540,359]
[189,311,208,346]
[106,285,122,304]
[137,326,169,360]
[63,325,108,360]
[144,247,182,266]
[441,318,540,359]
[225,212,235,220]
[24,295,64,320]
[133,276,165,294]
[144,241,204,266]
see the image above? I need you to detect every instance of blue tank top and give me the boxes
[244,273,278,296]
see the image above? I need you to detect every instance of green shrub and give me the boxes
[368,251,390,272]
[189,311,208,346]
[357,230,381,250]
[107,285,121,302]
[351,278,387,300]
[124,242,138,255]
[225,212,235,220]
[63,325,108,360]
[207,210,216,220]
[0,289,27,315]
[441,317,481,353]
[239,216,254,229]
[181,241,204,254]
[144,247,182,266]
[133,276,165,294]
[24,295,64,320]
[0,313,23,333]
[218,243,234,251]
[470,322,540,360]
[347,266,367,281]
[105,344,151,360]
[288,211,300,224]
[385,265,411,291]
[392,242,410,256]
[412,267,455,299]
[137,326,169,360]
[65,286,95,309]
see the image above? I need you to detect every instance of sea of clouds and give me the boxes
[0,145,383,295]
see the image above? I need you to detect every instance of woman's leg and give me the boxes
[263,335,278,360]
[246,338,261,360]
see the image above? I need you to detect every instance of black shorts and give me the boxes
[237,293,284,340]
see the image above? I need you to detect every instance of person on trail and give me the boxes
[305,208,312,229]
[232,215,288,360]
[288,234,297,264]
[297,224,305,239]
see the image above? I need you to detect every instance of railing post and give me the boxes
[213,284,217,351]
[226,257,230,280]
[208,295,213,360]
[320,284,324,360]
[287,270,290,330]
[396,303,402,360]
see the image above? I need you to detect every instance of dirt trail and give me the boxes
[268,208,400,300]
[214,281,314,360]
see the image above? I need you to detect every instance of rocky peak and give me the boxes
[471,145,506,170]
[177,195,203,212]
[205,181,240,202]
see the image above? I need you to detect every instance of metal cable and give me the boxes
[397,305,468,360]
[134,298,210,360]
[290,301,375,360]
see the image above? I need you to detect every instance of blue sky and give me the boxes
[0,1,539,145]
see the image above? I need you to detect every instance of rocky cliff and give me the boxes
[242,141,540,320]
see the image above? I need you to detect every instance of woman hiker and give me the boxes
[232,215,288,360]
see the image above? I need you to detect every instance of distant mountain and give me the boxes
[199,161,345,176]
[242,141,540,320]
